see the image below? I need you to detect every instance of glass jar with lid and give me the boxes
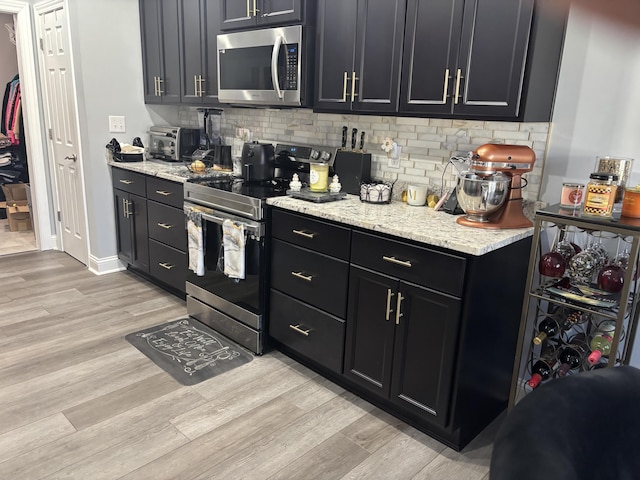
[583,172,619,217]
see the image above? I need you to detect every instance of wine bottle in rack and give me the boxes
[557,333,589,377]
[526,342,558,389]
[587,320,618,365]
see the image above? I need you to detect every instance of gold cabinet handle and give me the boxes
[351,71,359,101]
[382,256,412,268]
[119,179,133,185]
[342,71,349,102]
[246,0,250,17]
[153,76,157,96]
[157,223,173,229]
[442,68,450,104]
[122,198,129,218]
[292,229,315,239]
[385,288,395,321]
[157,77,164,95]
[194,75,198,96]
[289,324,310,336]
[155,190,172,196]
[198,75,205,97]
[159,262,174,270]
[291,271,313,282]
[395,292,404,325]
[253,0,259,15]
[454,69,462,105]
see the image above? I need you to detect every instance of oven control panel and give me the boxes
[275,143,335,165]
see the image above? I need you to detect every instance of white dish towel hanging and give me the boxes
[186,209,205,276]
[222,219,245,279]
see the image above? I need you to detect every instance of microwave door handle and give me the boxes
[271,34,284,100]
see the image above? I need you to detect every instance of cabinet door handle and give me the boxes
[159,262,174,270]
[454,69,462,105]
[395,292,404,325]
[385,288,395,321]
[292,229,315,239]
[119,179,133,185]
[351,71,359,101]
[246,0,250,17]
[198,75,205,96]
[382,256,412,268]
[289,324,310,336]
[153,76,158,96]
[342,71,349,102]
[157,77,164,95]
[155,190,172,196]
[122,198,129,218]
[157,223,173,229]
[194,75,198,96]
[442,68,450,104]
[291,271,313,282]
[252,0,259,16]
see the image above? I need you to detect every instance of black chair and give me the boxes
[490,366,640,480]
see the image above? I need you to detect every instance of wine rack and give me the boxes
[509,205,640,408]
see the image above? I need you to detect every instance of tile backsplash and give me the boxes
[178,107,549,201]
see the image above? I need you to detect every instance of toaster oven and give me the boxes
[148,126,200,161]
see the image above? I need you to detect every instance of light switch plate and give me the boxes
[109,115,126,133]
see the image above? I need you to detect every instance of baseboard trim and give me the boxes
[88,254,126,275]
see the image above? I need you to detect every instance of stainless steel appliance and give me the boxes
[217,25,312,107]
[183,143,330,354]
[148,126,200,162]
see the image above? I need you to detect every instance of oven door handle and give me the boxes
[200,211,263,237]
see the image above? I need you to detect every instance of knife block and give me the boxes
[332,151,372,195]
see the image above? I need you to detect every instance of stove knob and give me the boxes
[310,149,319,160]
[320,151,331,161]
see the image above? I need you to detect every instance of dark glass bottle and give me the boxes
[532,317,560,345]
[557,333,589,377]
[527,342,558,389]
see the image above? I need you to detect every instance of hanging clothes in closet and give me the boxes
[1,74,21,145]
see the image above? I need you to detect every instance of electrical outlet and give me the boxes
[388,156,401,168]
[109,115,126,133]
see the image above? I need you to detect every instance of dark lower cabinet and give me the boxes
[344,265,460,428]
[114,189,149,273]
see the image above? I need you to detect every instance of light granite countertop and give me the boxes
[108,159,231,183]
[266,195,533,256]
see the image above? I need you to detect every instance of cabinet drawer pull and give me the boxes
[157,223,173,229]
[289,324,310,336]
[292,229,315,239]
[385,288,395,321]
[119,179,133,185]
[454,69,462,105]
[159,262,174,270]
[382,256,412,268]
[291,271,313,282]
[155,190,172,196]
[442,68,450,104]
[395,293,404,325]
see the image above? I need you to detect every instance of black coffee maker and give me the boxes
[241,142,275,181]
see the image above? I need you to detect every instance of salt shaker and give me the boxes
[289,173,302,192]
[329,175,342,193]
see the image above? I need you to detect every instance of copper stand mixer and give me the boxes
[456,144,536,229]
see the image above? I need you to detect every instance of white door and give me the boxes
[38,4,88,264]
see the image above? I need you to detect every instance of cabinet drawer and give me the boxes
[149,239,186,293]
[146,176,184,208]
[271,239,349,318]
[112,168,146,196]
[351,231,466,297]
[147,201,187,251]
[271,209,351,260]
[270,289,345,374]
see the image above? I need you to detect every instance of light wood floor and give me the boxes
[0,217,37,256]
[0,251,498,480]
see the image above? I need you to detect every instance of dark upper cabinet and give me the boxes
[140,0,181,104]
[220,0,304,30]
[400,0,536,118]
[314,0,406,113]
[180,0,221,104]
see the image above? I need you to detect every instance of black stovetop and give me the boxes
[187,176,291,200]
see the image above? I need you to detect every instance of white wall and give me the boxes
[545,6,640,366]
[65,0,177,259]
[0,13,18,88]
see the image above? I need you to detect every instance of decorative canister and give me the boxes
[560,183,585,208]
[622,186,640,218]
[583,172,618,217]
[309,161,329,192]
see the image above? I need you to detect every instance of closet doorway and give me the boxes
[0,11,36,255]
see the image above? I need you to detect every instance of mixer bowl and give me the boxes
[456,172,511,222]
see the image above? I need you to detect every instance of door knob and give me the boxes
[64,154,77,162]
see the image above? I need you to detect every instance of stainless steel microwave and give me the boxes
[217,25,311,107]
